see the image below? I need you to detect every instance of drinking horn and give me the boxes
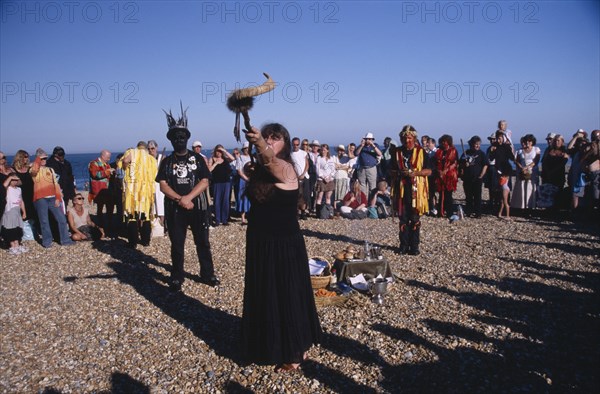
[227,73,275,142]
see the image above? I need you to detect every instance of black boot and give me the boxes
[126,220,139,248]
[140,220,151,246]
[398,225,409,254]
[409,223,421,255]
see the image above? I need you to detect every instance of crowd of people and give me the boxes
[1,116,599,373]
[1,122,599,256]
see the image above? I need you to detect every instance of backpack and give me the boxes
[319,204,334,219]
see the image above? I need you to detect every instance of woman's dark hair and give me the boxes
[520,134,536,146]
[439,134,453,147]
[247,123,294,203]
[468,136,481,146]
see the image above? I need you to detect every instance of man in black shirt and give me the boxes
[46,146,76,207]
[156,108,220,292]
[459,136,489,218]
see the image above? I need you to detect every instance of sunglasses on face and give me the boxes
[75,197,84,200]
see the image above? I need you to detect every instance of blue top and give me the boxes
[358,144,380,168]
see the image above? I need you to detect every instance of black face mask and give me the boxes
[170,130,188,154]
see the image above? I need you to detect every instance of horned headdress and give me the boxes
[164,101,190,140]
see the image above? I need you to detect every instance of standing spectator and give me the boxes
[542,132,557,162]
[30,148,73,247]
[88,150,115,234]
[192,140,209,166]
[157,108,219,292]
[118,141,158,248]
[11,150,36,240]
[333,144,351,206]
[355,132,382,194]
[459,136,489,218]
[425,137,438,215]
[208,145,235,226]
[242,124,321,371]
[540,135,569,209]
[236,142,252,225]
[567,129,590,214]
[489,132,515,220]
[379,137,394,183]
[109,153,125,236]
[390,125,431,255]
[291,137,309,220]
[307,140,320,212]
[148,140,166,229]
[231,147,241,211]
[581,130,600,216]
[0,152,10,221]
[1,173,27,254]
[46,146,76,207]
[346,142,358,181]
[433,134,459,218]
[484,133,500,211]
[511,134,541,212]
[315,143,336,217]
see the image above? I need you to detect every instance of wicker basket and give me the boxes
[314,293,349,308]
[310,256,331,290]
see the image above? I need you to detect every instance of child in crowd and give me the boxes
[368,180,392,218]
[497,170,511,220]
[1,173,28,254]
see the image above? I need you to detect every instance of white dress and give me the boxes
[154,153,165,216]
[511,147,540,209]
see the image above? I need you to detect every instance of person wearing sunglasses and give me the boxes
[29,148,74,248]
[67,193,104,241]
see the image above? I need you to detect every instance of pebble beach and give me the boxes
[1,190,599,393]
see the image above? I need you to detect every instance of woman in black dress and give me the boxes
[241,123,321,371]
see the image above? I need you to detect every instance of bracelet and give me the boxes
[257,145,271,155]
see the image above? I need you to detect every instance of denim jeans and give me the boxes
[34,197,73,247]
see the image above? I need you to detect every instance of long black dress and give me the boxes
[241,187,321,365]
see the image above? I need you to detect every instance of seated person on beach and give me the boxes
[67,193,104,241]
[340,180,368,219]
[368,180,392,218]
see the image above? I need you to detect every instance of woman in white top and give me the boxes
[511,134,541,210]
[332,145,351,205]
[315,144,336,215]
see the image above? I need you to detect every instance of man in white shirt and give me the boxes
[291,137,310,219]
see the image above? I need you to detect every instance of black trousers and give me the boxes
[126,213,151,247]
[167,206,215,283]
[463,178,483,215]
[398,191,421,253]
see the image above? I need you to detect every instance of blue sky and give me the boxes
[1,0,599,154]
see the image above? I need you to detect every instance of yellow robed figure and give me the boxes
[118,145,158,221]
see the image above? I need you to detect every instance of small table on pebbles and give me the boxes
[334,258,393,285]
